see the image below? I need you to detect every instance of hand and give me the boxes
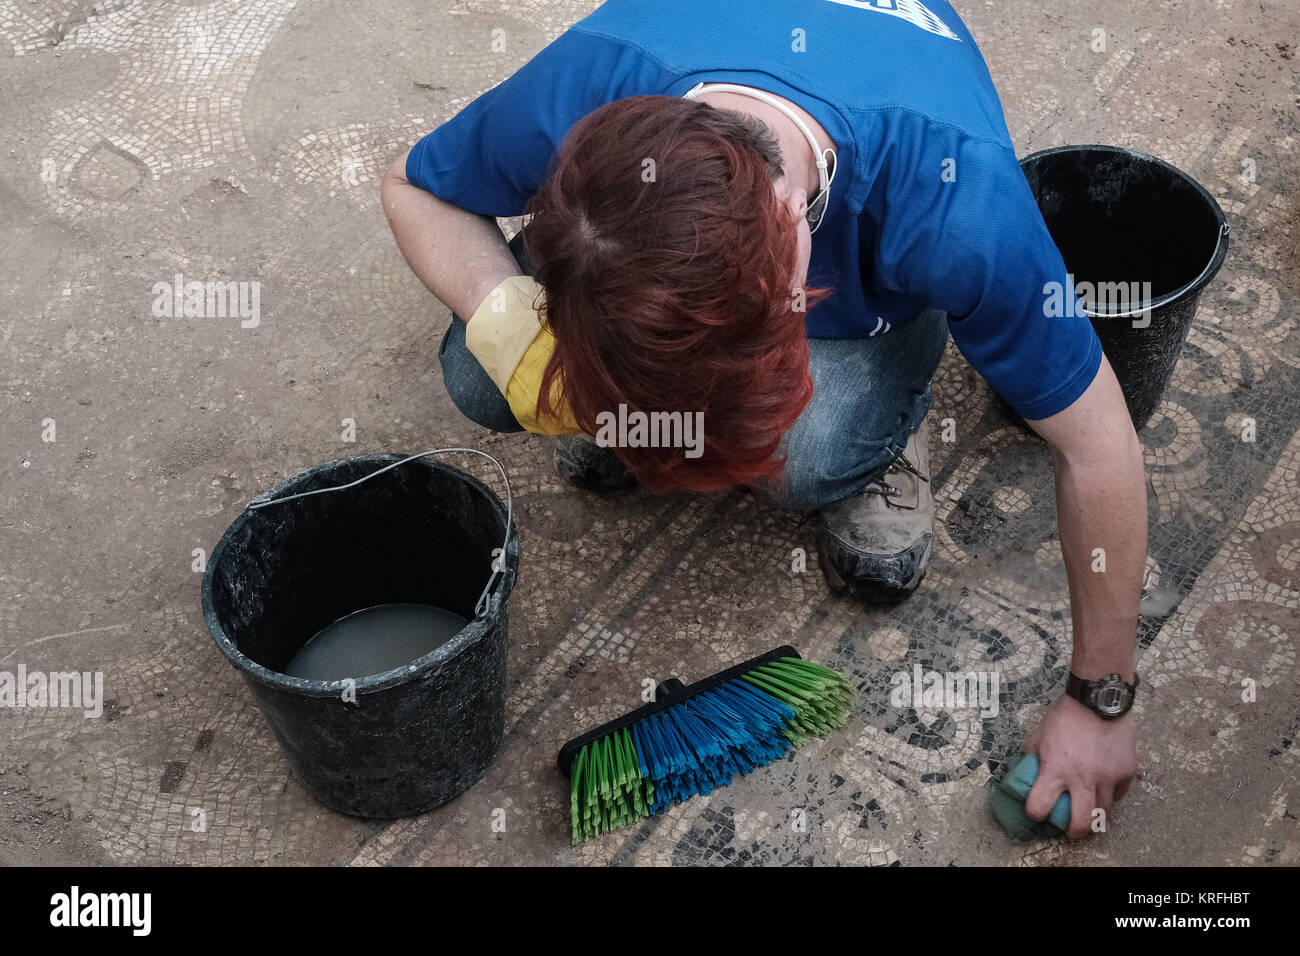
[1023,693,1137,838]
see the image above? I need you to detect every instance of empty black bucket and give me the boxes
[1020,145,1229,428]
[201,451,519,818]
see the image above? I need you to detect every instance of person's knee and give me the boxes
[440,360,495,426]
[916,307,950,377]
[438,322,524,433]
[760,427,884,512]
[757,467,843,511]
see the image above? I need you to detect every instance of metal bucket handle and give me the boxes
[1081,220,1231,320]
[243,448,514,620]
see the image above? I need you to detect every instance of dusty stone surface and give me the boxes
[1,0,1297,866]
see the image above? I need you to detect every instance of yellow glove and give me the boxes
[465,275,581,435]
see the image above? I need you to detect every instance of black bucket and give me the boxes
[201,451,519,818]
[1020,145,1229,428]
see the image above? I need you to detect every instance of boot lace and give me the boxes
[864,451,930,499]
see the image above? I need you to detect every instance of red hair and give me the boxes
[523,95,832,493]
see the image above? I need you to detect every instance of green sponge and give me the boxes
[990,754,1072,841]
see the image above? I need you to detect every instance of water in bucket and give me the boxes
[283,602,469,681]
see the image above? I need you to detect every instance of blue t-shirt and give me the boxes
[406,0,1102,419]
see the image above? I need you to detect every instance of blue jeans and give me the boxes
[439,233,950,510]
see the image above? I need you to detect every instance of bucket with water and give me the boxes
[201,449,518,818]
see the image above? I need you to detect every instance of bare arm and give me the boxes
[1020,355,1144,837]
[1028,355,1146,683]
[380,148,523,321]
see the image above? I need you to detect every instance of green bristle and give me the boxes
[569,746,587,843]
[596,734,612,802]
[606,733,628,832]
[569,655,851,843]
[742,657,855,745]
[570,726,653,844]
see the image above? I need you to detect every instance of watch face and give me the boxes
[1093,683,1130,716]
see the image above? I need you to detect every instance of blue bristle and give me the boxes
[632,721,651,778]
[570,656,854,843]
[630,677,801,814]
[638,711,682,812]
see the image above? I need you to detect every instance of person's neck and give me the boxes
[693,88,824,198]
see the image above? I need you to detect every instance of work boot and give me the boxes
[554,434,638,494]
[817,419,934,603]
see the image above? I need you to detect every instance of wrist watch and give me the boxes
[1065,671,1139,720]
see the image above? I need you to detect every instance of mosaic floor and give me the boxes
[1,1,1296,866]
